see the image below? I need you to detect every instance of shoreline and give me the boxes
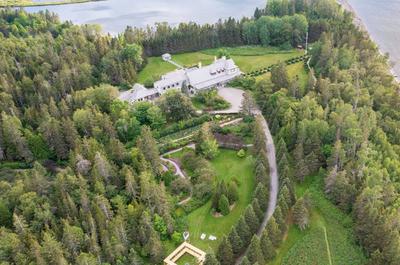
[337,0,399,82]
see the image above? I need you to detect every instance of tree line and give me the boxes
[250,0,400,264]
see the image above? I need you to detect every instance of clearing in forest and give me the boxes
[268,176,366,265]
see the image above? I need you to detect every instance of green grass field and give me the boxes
[256,62,308,88]
[138,46,304,83]
[269,176,366,265]
[171,149,255,253]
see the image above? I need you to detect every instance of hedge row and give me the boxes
[158,135,195,154]
[243,55,310,78]
[154,114,212,139]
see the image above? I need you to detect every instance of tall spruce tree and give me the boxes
[216,237,234,265]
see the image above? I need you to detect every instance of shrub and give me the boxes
[237,149,246,158]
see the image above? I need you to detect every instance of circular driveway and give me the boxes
[213,87,245,114]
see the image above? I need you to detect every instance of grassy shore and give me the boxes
[0,0,99,7]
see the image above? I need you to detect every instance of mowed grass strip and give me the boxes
[172,149,255,252]
[137,46,304,83]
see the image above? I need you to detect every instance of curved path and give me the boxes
[160,144,195,179]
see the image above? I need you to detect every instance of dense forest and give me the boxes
[251,1,400,265]
[0,0,400,264]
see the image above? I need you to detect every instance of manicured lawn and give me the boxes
[137,46,304,83]
[256,62,308,89]
[171,149,255,253]
[268,176,366,265]
[175,253,199,265]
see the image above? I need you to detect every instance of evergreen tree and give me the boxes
[260,229,276,261]
[252,198,264,222]
[216,237,234,265]
[247,235,264,265]
[204,253,220,265]
[254,183,269,211]
[227,181,239,204]
[271,62,290,91]
[228,227,243,256]
[137,126,162,176]
[244,205,260,234]
[218,195,230,216]
[236,216,252,246]
[293,197,309,230]
[266,217,281,247]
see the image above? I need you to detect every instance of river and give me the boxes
[348,0,400,79]
[25,0,264,34]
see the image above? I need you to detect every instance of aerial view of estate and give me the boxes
[0,0,399,265]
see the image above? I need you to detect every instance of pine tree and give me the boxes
[293,197,309,230]
[271,62,290,91]
[236,216,252,246]
[247,235,264,265]
[137,126,162,176]
[228,227,243,256]
[254,183,269,211]
[266,217,281,247]
[244,205,260,234]
[251,199,264,222]
[218,195,230,216]
[204,253,220,265]
[273,206,286,237]
[227,181,239,204]
[216,237,234,265]
[260,229,276,262]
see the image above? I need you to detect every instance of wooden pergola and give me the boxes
[163,242,206,265]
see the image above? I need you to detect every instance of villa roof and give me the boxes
[119,84,157,102]
[186,58,240,89]
[154,69,187,88]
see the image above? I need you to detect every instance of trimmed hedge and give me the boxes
[243,55,310,78]
[154,114,212,139]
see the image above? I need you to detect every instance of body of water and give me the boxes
[25,0,264,34]
[348,0,400,79]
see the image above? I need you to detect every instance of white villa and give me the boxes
[119,55,242,103]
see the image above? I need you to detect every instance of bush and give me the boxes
[193,89,231,110]
[237,149,246,158]
[171,231,183,245]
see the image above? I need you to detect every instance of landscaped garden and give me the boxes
[171,148,256,252]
